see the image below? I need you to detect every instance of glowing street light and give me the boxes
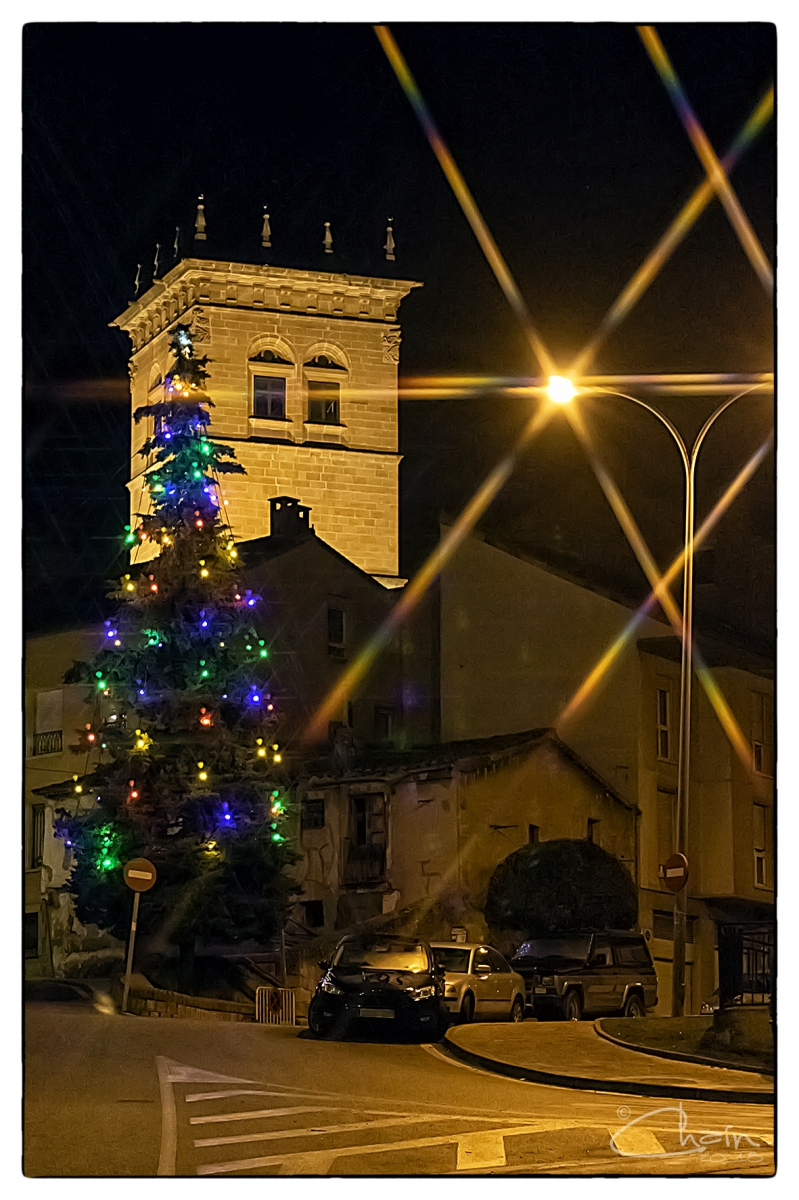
[547,375,577,404]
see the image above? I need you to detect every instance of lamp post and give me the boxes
[547,377,757,1015]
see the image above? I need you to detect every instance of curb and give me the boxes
[442,1030,774,1106]
[594,1019,775,1077]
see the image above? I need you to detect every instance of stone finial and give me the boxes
[195,195,207,242]
[323,221,333,254]
[261,207,271,248]
[384,219,396,262]
[153,243,161,279]
[133,263,142,298]
[173,226,180,260]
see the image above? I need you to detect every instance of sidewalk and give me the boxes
[443,1021,774,1104]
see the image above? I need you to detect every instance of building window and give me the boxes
[327,606,345,656]
[587,818,600,844]
[24,912,40,958]
[27,805,46,870]
[656,686,673,761]
[307,380,340,424]
[301,797,326,832]
[528,824,540,844]
[33,689,63,757]
[657,788,675,872]
[750,691,774,776]
[753,803,771,888]
[252,375,286,420]
[374,706,395,742]
[301,899,325,929]
[343,793,387,885]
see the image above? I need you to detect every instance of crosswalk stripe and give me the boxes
[609,1126,666,1156]
[456,1131,508,1170]
[190,1105,337,1125]
[194,1112,477,1148]
[196,1123,556,1176]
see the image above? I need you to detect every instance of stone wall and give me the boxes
[111,972,255,1022]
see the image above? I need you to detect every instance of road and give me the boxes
[24,1002,774,1177]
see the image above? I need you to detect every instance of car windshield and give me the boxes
[432,947,472,973]
[334,941,430,972]
[513,937,592,965]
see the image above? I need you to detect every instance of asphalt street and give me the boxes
[24,1002,774,1177]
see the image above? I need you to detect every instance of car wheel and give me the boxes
[307,996,336,1038]
[562,990,582,1021]
[510,995,525,1023]
[623,993,646,1018]
[460,992,475,1024]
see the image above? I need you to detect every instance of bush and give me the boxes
[484,838,638,935]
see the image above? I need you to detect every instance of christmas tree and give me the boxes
[55,324,298,990]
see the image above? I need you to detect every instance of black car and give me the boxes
[307,934,450,1039]
[510,931,658,1021]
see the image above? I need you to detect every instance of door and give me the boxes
[584,937,617,1014]
[471,946,499,1014]
[487,948,516,1010]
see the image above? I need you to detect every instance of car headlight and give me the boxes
[407,984,436,1001]
[319,976,343,995]
[540,976,554,986]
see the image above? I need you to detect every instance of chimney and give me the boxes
[269,496,313,540]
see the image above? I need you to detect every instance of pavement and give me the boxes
[443,1021,774,1105]
[25,1005,773,1176]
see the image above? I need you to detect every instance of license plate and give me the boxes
[359,1007,395,1019]
[534,987,547,995]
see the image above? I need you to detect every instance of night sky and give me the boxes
[23,22,775,656]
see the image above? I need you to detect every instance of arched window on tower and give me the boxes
[249,347,293,421]
[304,352,346,425]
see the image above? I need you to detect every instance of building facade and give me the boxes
[111,259,421,586]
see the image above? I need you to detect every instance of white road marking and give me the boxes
[277,1151,336,1175]
[156,1057,177,1177]
[190,1105,339,1125]
[186,1090,275,1103]
[609,1126,666,1156]
[456,1131,508,1169]
[195,1112,493,1148]
[196,1123,561,1175]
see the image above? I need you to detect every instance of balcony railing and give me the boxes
[32,730,62,756]
[341,839,386,886]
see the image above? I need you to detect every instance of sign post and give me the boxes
[121,858,157,1014]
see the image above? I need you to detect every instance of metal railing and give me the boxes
[255,986,296,1025]
[718,923,773,1007]
[32,730,63,756]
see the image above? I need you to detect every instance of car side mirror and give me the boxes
[318,960,328,971]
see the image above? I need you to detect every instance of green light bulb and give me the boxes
[259,649,268,658]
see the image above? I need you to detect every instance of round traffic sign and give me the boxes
[662,852,689,894]
[123,858,157,892]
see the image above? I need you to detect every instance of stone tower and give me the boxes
[111,259,422,585]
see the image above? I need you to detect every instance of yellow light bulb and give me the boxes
[74,785,82,794]
[256,738,263,745]
[200,569,209,578]
[546,375,577,404]
[272,744,279,751]
[199,771,208,782]
[197,762,204,768]
[258,748,267,758]
[273,754,282,764]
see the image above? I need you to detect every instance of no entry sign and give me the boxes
[660,852,689,894]
[123,858,157,892]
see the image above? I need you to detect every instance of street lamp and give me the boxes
[548,376,758,1015]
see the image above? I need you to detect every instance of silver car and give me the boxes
[430,942,526,1023]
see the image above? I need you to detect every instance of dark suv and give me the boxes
[510,931,657,1021]
[308,934,450,1039]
